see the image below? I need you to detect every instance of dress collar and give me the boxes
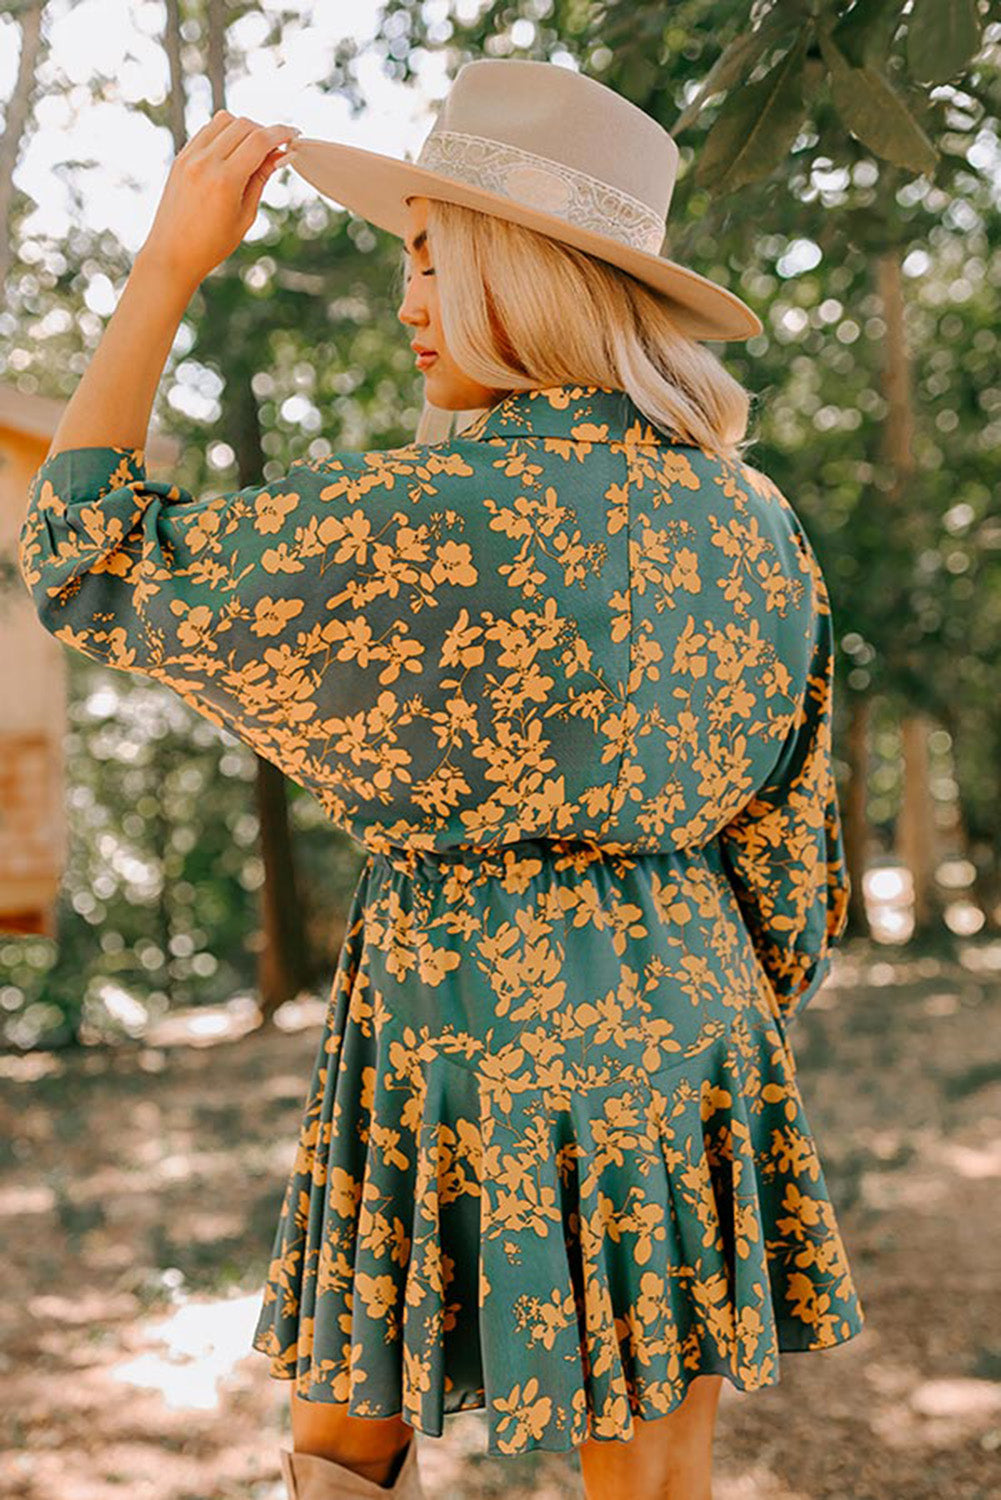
[457,383,694,447]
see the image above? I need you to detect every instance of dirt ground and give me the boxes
[1,934,998,1500]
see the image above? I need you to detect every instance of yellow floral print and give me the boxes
[19,383,862,1456]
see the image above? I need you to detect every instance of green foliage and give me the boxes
[906,0,983,85]
[0,653,365,1051]
[694,29,811,192]
[2,0,1000,1045]
[1,19,424,1047]
[671,7,798,135]
[830,0,904,69]
[818,27,938,176]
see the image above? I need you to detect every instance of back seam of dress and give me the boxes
[605,442,635,842]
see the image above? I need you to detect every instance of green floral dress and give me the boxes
[19,383,864,1456]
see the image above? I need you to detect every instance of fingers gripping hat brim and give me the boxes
[283,138,762,342]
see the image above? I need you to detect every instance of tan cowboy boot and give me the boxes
[279,1436,424,1499]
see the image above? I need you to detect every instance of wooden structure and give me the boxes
[0,386,180,936]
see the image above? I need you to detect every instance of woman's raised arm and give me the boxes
[43,110,299,458]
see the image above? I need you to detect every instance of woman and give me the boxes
[19,58,865,1500]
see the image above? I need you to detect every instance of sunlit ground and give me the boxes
[106,1292,265,1413]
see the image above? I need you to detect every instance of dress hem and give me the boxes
[249,1311,866,1455]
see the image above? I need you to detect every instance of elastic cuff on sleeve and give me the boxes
[30,445,147,508]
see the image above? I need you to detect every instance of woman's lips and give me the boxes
[415,351,438,369]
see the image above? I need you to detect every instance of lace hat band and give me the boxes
[416,130,668,256]
[285,58,761,342]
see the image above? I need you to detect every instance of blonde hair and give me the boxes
[398,196,758,463]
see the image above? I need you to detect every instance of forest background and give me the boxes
[0,4,998,1498]
[0,0,998,1049]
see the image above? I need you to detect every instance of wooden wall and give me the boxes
[0,391,180,936]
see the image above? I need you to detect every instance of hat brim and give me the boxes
[283,138,762,342]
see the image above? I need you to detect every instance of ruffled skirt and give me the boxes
[250,840,865,1456]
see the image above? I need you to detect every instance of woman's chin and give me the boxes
[422,371,463,408]
[423,370,496,411]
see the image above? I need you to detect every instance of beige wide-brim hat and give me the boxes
[284,58,762,343]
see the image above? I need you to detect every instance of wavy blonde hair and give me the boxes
[397,196,757,463]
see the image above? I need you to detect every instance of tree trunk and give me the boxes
[231,373,311,1015]
[201,0,310,1017]
[845,693,870,934]
[162,0,186,156]
[254,755,311,1013]
[875,248,947,942]
[207,0,227,113]
[942,708,1001,935]
[896,712,941,936]
[875,250,915,482]
[0,1,45,288]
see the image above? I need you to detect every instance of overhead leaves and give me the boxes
[830,0,902,70]
[671,7,796,136]
[818,29,939,177]
[694,28,810,193]
[906,0,982,84]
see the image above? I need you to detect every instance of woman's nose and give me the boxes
[397,272,427,324]
[397,290,417,325]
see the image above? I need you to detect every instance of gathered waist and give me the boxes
[365,834,709,883]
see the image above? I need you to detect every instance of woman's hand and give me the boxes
[138,110,300,290]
